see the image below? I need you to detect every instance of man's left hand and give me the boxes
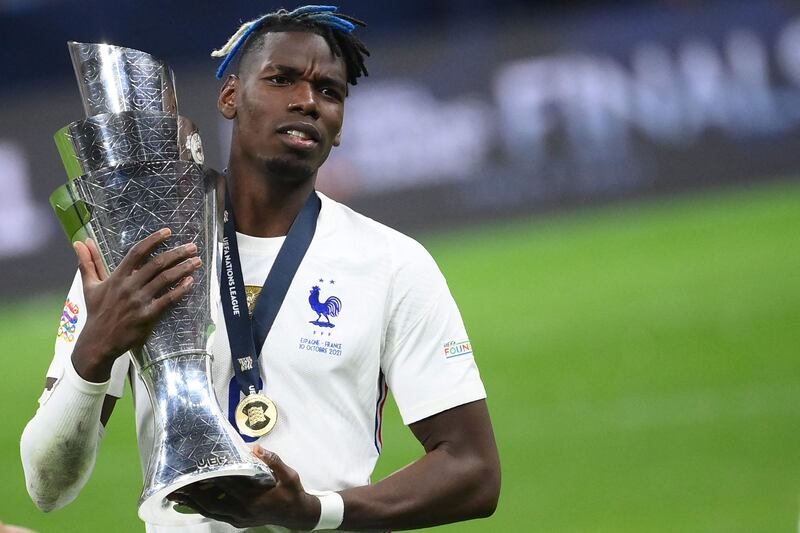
[169,445,321,530]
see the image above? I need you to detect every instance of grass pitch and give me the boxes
[2,181,799,532]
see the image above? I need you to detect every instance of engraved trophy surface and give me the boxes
[54,111,202,180]
[50,42,275,525]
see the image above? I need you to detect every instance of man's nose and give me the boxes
[287,82,319,119]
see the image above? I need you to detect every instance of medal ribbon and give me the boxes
[220,187,321,398]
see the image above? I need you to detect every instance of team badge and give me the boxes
[308,280,341,328]
[235,393,277,438]
[57,299,80,342]
[244,285,262,316]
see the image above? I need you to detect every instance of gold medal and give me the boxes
[235,393,278,437]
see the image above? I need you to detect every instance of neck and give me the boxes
[226,161,316,238]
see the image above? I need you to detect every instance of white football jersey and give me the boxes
[46,193,486,533]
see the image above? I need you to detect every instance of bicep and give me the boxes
[410,399,500,461]
[408,399,501,518]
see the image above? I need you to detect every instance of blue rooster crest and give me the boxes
[308,285,342,328]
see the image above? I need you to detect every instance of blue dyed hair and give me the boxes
[211,5,369,84]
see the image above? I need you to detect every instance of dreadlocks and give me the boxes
[211,5,369,86]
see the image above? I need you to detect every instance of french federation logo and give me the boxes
[308,283,341,328]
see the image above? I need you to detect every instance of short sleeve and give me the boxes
[44,270,129,401]
[380,241,486,425]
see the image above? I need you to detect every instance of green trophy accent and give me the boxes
[54,125,85,181]
[171,504,199,515]
[49,183,91,243]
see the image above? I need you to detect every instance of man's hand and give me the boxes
[168,446,320,530]
[71,228,202,382]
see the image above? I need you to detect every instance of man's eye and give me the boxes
[267,76,290,84]
[321,88,343,100]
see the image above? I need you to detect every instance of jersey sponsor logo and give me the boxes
[308,279,341,328]
[443,339,473,359]
[57,299,80,342]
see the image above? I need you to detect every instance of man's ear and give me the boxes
[217,75,239,120]
[333,129,342,147]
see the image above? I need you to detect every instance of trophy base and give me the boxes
[138,463,275,525]
[136,351,277,526]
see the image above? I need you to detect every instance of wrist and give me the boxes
[294,491,321,531]
[64,351,111,395]
[71,328,117,383]
[312,491,344,531]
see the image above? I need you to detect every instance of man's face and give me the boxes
[219,31,347,181]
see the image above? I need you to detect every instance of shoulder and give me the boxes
[318,194,449,313]
[318,193,437,273]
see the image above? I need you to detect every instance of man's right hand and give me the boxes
[71,228,202,383]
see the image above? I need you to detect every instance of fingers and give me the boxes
[141,252,202,298]
[195,509,238,527]
[135,242,199,286]
[170,492,238,526]
[253,446,298,489]
[82,229,199,289]
[213,475,262,501]
[116,228,172,275]
[253,445,282,469]
[74,240,101,287]
[85,238,109,281]
[150,275,195,314]
[73,240,94,281]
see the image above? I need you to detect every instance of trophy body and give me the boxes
[50,42,274,525]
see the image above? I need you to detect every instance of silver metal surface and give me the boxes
[52,42,275,526]
[68,41,177,117]
[69,161,215,359]
[55,111,203,180]
[70,161,274,525]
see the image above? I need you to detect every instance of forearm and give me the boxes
[20,230,185,512]
[171,401,499,531]
[340,442,500,531]
[20,355,109,512]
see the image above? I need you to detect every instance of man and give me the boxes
[21,6,500,532]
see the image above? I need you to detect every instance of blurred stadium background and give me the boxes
[1,0,799,531]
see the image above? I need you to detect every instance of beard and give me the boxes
[263,155,316,184]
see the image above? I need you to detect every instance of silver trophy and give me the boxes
[50,42,275,525]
